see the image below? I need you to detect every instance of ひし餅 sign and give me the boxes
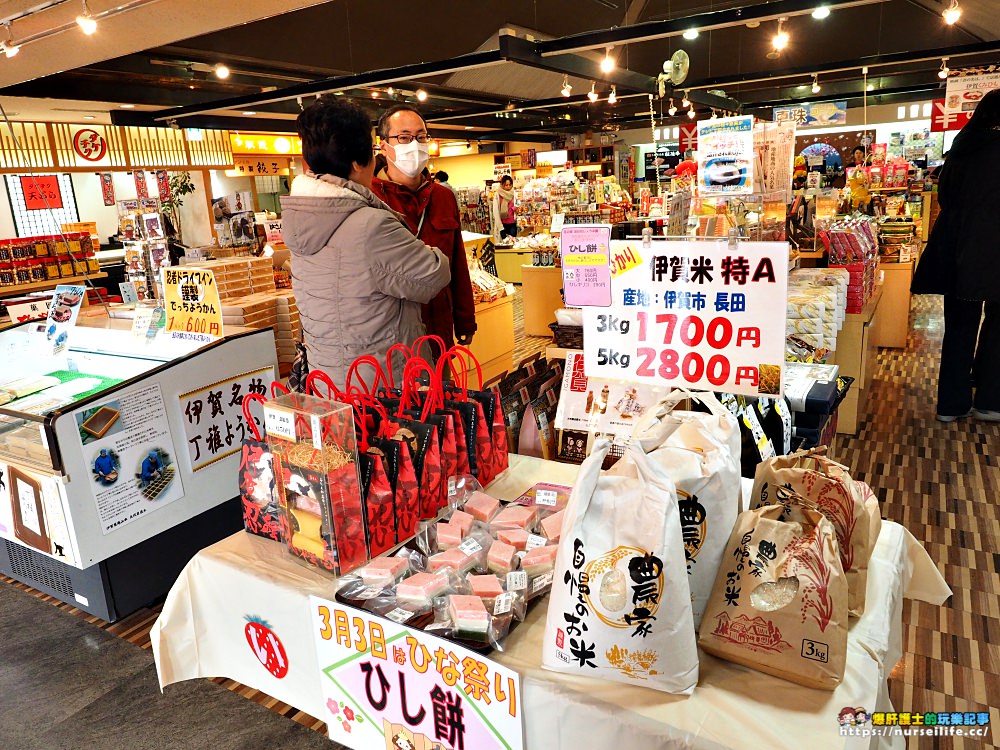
[582,240,788,397]
[311,596,524,750]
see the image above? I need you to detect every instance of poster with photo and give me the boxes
[697,115,755,195]
[75,383,184,535]
[45,284,86,354]
[0,461,75,565]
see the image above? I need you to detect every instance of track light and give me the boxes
[668,98,677,116]
[710,109,718,119]
[939,57,950,79]
[76,0,97,35]
[608,86,617,105]
[772,18,789,51]
[812,6,831,19]
[214,63,230,79]
[942,0,961,25]
[601,46,615,73]
[561,75,572,97]
[587,83,598,103]
[867,83,875,91]
[811,74,821,94]
[681,91,691,108]
[688,108,697,119]
[683,29,699,40]
[416,89,428,101]
[1,24,19,57]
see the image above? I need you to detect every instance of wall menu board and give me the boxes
[582,239,788,397]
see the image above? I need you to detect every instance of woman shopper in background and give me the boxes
[911,89,1000,422]
[281,96,450,385]
[492,174,518,241]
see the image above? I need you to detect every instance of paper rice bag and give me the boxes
[542,438,698,694]
[699,489,848,690]
[616,389,741,629]
[749,447,881,616]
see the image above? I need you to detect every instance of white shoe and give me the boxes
[936,409,972,423]
[972,409,1000,422]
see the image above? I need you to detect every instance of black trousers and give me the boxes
[938,296,1000,415]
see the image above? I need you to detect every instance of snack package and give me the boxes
[699,491,848,690]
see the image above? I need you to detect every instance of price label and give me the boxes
[531,572,554,593]
[535,489,558,507]
[310,414,323,450]
[458,538,483,556]
[357,585,383,600]
[384,608,412,624]
[493,592,514,616]
[448,476,457,496]
[264,406,295,440]
[506,571,528,591]
[526,534,547,551]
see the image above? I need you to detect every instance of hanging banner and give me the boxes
[155,170,171,201]
[678,123,698,153]
[930,99,973,132]
[561,224,612,307]
[753,121,796,201]
[20,175,63,210]
[162,267,224,344]
[773,101,847,128]
[582,239,788,397]
[697,115,754,195]
[100,172,116,206]
[944,68,1000,116]
[310,595,524,750]
[133,170,149,199]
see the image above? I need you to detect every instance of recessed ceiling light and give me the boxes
[119,104,135,109]
[242,111,257,116]
[83,115,95,120]
[214,63,230,79]
[812,7,831,20]
[416,89,428,102]
[683,29,699,40]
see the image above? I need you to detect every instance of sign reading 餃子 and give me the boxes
[311,596,524,750]
[162,267,224,344]
[944,68,1000,117]
[582,240,788,397]
[697,115,754,196]
[560,224,612,307]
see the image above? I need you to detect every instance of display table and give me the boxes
[152,455,949,750]
[521,265,564,337]
[493,246,533,284]
[872,262,913,349]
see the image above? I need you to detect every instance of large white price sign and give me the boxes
[583,240,788,397]
[697,115,755,196]
[944,69,1000,116]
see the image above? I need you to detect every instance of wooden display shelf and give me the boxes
[521,265,564,337]
[0,272,107,299]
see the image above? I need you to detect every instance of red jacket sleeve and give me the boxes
[450,228,478,336]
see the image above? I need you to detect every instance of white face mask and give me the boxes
[389,140,430,179]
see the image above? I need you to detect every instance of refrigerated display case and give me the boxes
[0,319,277,620]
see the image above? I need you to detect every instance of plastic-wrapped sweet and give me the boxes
[496,528,529,550]
[540,509,565,541]
[356,556,409,588]
[429,548,477,574]
[464,491,500,522]
[522,545,558,577]
[490,504,538,530]
[487,540,518,575]
[449,509,475,536]
[396,571,450,608]
[468,574,505,598]
[448,595,490,637]
[436,521,465,550]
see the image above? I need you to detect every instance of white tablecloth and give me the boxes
[151,456,951,750]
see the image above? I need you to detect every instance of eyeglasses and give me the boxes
[385,133,430,144]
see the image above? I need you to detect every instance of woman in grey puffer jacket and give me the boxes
[282,97,450,386]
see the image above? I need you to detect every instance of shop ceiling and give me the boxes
[1,0,999,142]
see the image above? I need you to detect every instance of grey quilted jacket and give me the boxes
[281,173,450,386]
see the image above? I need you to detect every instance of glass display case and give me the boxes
[0,319,278,620]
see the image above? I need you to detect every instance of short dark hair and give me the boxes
[435,170,449,182]
[500,174,513,187]
[296,96,374,179]
[377,104,426,140]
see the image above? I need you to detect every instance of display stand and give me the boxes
[521,265,564,337]
[494,246,533,284]
[832,286,883,435]
[872,262,913,349]
[462,294,515,383]
[151,454,949,750]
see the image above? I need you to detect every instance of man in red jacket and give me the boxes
[371,105,477,350]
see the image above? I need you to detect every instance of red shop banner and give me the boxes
[155,170,171,201]
[930,99,972,133]
[21,175,63,210]
[100,172,116,206]
[133,169,150,199]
